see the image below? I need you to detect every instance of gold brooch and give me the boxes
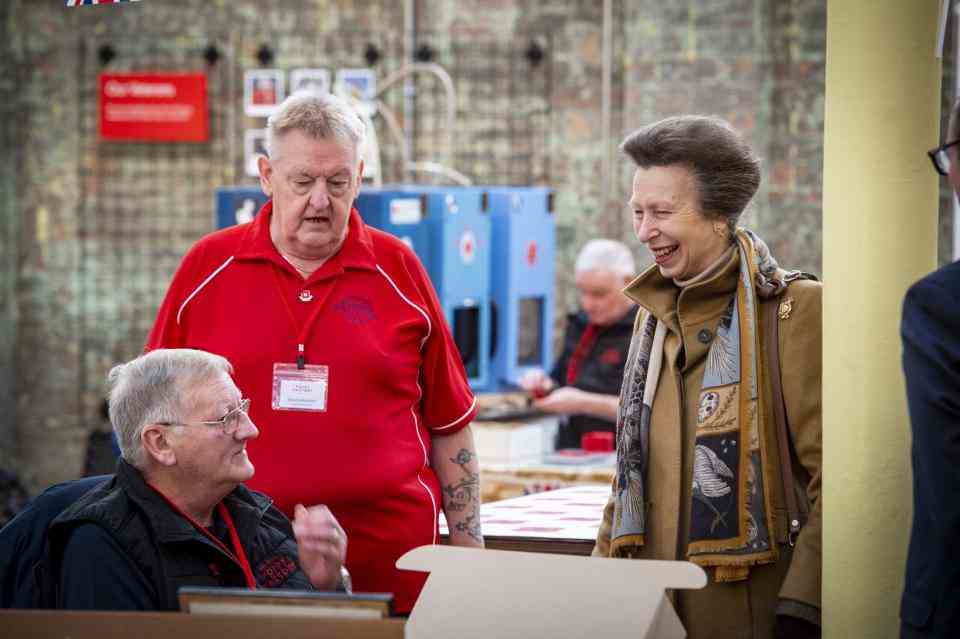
[778,297,794,320]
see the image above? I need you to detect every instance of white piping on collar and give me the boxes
[176,256,235,325]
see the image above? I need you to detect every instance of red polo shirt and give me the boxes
[146,202,477,612]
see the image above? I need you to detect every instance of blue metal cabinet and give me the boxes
[484,186,555,391]
[354,188,432,263]
[356,186,492,390]
[214,187,269,230]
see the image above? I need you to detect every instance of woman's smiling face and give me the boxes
[629,164,731,280]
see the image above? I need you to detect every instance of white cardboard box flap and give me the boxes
[398,545,706,639]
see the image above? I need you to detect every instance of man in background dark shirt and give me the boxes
[521,239,637,449]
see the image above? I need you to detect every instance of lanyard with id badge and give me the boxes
[270,265,334,413]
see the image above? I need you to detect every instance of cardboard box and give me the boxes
[399,545,707,639]
[472,415,558,464]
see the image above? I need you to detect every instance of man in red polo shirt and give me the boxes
[146,91,482,613]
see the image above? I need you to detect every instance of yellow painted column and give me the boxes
[823,1,941,636]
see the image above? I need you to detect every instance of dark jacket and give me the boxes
[901,259,960,638]
[46,460,314,610]
[549,307,637,448]
[0,475,110,608]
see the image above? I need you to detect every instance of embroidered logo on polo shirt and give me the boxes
[599,348,622,365]
[255,555,297,588]
[334,296,376,325]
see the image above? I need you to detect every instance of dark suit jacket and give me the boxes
[901,259,960,638]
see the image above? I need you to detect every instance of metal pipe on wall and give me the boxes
[376,100,412,172]
[376,62,458,176]
[601,0,613,235]
[954,0,960,259]
[404,0,416,182]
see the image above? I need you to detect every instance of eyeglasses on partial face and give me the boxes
[159,398,251,436]
[928,139,960,176]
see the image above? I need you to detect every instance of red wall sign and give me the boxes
[99,72,208,142]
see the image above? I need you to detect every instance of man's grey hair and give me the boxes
[108,349,233,469]
[265,90,366,163]
[574,239,636,279]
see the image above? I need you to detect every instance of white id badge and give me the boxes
[272,363,329,412]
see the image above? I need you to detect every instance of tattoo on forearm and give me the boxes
[454,511,482,543]
[442,448,482,543]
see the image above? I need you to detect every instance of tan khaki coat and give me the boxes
[593,251,822,639]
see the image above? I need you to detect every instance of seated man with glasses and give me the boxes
[44,348,350,610]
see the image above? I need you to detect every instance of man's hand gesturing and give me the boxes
[292,503,347,590]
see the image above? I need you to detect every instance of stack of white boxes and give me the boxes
[471,416,559,465]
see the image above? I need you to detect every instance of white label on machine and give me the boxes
[389,198,423,225]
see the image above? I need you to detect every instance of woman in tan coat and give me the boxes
[593,116,821,639]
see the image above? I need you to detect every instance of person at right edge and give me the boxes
[899,97,960,639]
[592,115,822,639]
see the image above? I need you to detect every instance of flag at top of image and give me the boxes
[67,0,140,6]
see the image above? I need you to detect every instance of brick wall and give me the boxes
[2,0,838,493]
[619,0,825,277]
[0,1,18,471]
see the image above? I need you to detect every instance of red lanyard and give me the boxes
[566,323,600,385]
[270,264,337,369]
[149,484,257,590]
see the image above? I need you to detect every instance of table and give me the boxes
[441,485,610,555]
[473,392,615,503]
[0,610,405,639]
[480,457,614,502]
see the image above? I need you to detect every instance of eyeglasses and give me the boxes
[928,139,960,176]
[159,398,251,436]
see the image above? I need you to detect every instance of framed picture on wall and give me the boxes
[290,68,331,95]
[335,68,377,102]
[244,69,284,117]
[244,128,268,178]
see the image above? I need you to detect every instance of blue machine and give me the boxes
[354,188,433,262]
[214,186,269,230]
[484,186,555,391]
[355,186,492,390]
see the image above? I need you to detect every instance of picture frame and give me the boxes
[244,69,285,117]
[290,68,331,95]
[178,587,394,619]
[335,68,377,102]
[244,128,268,178]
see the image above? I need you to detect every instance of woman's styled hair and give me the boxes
[620,115,761,233]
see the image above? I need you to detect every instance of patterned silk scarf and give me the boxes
[609,229,812,580]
